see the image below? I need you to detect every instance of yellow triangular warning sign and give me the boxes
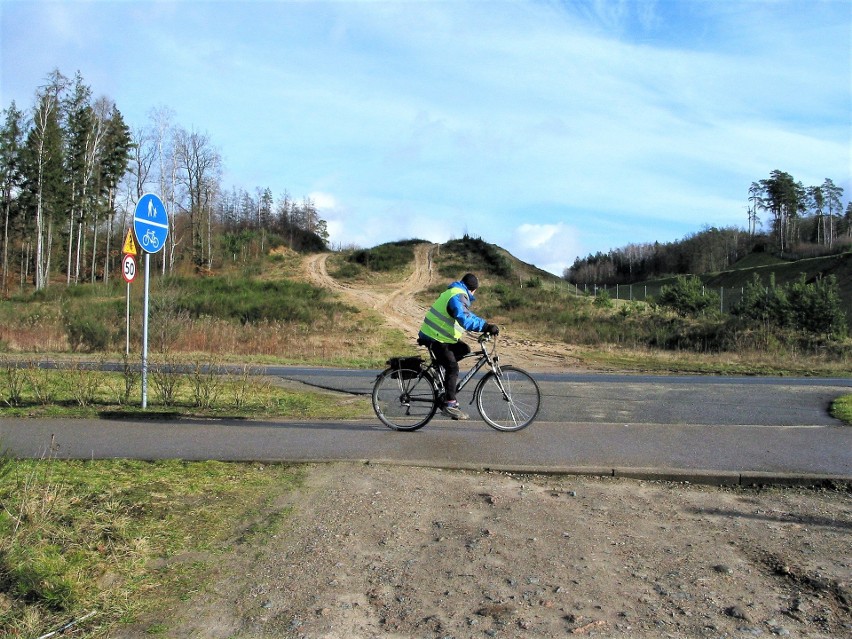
[123,229,137,256]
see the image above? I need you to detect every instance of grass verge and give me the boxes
[573,345,852,377]
[831,395,852,425]
[0,457,303,637]
[0,365,371,420]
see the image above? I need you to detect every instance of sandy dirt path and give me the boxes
[126,463,852,639]
[302,243,437,335]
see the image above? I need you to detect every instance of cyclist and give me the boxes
[418,273,499,420]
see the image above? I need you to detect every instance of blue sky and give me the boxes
[2,0,850,275]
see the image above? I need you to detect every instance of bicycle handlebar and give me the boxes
[477,332,493,344]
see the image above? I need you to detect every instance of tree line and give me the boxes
[566,170,851,286]
[749,171,847,251]
[1,70,131,293]
[0,68,330,295]
[566,226,754,286]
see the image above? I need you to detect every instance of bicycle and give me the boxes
[371,333,541,432]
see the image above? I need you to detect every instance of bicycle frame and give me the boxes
[426,334,499,400]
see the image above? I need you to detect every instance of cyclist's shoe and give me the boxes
[441,400,469,420]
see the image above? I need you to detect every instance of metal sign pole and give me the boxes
[125,282,130,356]
[133,194,168,410]
[142,252,150,408]
[121,253,136,359]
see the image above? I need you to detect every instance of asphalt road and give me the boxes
[2,369,850,485]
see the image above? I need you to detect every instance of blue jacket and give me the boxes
[419,280,487,343]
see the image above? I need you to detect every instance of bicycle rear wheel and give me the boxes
[372,367,438,431]
[475,365,540,431]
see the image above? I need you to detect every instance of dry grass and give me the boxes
[0,323,67,352]
[2,248,850,376]
[576,343,852,376]
[0,361,372,419]
[0,313,399,368]
[161,313,395,366]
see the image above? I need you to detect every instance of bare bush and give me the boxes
[191,358,222,409]
[69,361,102,407]
[230,364,261,410]
[119,354,139,405]
[24,360,54,406]
[1,364,26,407]
[150,356,183,407]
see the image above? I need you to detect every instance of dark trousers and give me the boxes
[428,340,471,402]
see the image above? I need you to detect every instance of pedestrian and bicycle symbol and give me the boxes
[133,193,169,254]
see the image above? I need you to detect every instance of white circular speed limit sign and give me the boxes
[122,254,136,283]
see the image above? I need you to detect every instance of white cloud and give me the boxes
[516,223,563,249]
[308,191,338,211]
[506,223,582,276]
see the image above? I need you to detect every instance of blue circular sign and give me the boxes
[133,194,169,254]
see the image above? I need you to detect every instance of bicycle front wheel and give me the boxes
[372,367,438,431]
[475,365,541,431]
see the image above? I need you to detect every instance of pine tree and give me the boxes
[759,170,804,253]
[0,102,25,295]
[821,178,843,248]
[97,104,132,284]
[64,72,95,284]
[22,72,68,290]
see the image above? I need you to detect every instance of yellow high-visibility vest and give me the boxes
[419,287,467,343]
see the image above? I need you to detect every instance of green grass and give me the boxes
[166,276,354,323]
[704,251,852,290]
[726,252,789,270]
[330,239,429,285]
[437,235,513,279]
[1,271,362,355]
[346,239,426,273]
[455,260,852,369]
[0,457,304,637]
[634,250,852,329]
[831,394,852,425]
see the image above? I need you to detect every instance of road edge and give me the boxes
[275,458,852,489]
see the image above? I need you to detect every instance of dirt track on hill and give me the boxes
[301,245,582,372]
[302,244,436,335]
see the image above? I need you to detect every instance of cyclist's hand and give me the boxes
[484,323,500,336]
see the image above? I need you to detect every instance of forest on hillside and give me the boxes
[566,170,851,286]
[0,69,330,296]
[4,70,850,299]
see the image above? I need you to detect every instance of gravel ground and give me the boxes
[120,462,852,639]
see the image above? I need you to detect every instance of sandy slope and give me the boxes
[121,463,852,639]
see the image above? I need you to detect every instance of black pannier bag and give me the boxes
[387,356,424,380]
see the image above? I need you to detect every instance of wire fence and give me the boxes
[572,282,748,314]
[514,277,751,314]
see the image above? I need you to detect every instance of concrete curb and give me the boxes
[347,459,852,489]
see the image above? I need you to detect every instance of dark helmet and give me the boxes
[461,273,479,291]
